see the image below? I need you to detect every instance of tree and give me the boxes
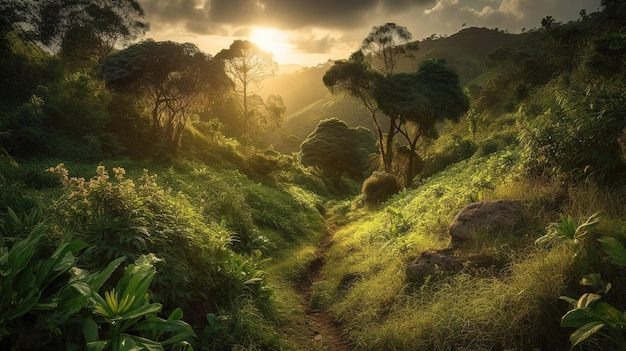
[11,0,148,67]
[360,22,418,77]
[215,40,278,137]
[101,40,230,157]
[323,52,391,171]
[374,59,469,186]
[541,16,555,31]
[300,118,377,181]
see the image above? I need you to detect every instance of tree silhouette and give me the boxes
[375,59,469,186]
[360,22,418,77]
[21,0,148,63]
[101,40,230,157]
[323,52,391,170]
[215,40,278,138]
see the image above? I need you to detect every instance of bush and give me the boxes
[361,172,403,207]
[519,79,626,183]
[300,118,378,181]
[421,137,477,178]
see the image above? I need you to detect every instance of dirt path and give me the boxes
[294,224,352,351]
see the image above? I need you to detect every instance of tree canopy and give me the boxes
[375,59,469,186]
[101,40,230,156]
[360,22,418,77]
[300,118,377,180]
[215,40,278,138]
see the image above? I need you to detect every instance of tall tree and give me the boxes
[375,59,469,186]
[323,51,393,171]
[17,0,148,65]
[360,22,418,77]
[215,40,277,137]
[101,40,230,157]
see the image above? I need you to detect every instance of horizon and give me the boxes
[138,0,602,67]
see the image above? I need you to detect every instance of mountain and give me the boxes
[262,27,526,152]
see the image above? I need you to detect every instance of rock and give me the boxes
[449,199,524,245]
[405,248,461,284]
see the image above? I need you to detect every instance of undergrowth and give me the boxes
[313,150,626,350]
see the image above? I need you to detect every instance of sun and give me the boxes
[249,27,293,63]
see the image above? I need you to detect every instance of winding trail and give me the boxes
[294,223,352,351]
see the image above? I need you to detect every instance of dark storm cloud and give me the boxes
[140,0,437,34]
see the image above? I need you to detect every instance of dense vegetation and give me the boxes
[1,1,626,351]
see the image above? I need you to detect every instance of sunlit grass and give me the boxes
[308,150,607,350]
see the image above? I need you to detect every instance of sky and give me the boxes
[138,0,603,67]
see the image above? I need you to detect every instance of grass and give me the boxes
[307,149,626,351]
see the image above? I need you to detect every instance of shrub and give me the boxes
[300,118,378,181]
[519,79,626,183]
[46,164,233,311]
[361,172,403,207]
[421,137,477,178]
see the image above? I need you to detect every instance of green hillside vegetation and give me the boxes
[1,1,626,351]
[264,26,526,153]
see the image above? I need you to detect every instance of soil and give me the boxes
[293,223,352,351]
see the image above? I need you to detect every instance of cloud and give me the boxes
[140,0,438,35]
[291,33,341,54]
[420,0,601,34]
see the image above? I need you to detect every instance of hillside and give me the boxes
[1,4,626,351]
[263,27,526,152]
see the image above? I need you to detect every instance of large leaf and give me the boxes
[592,300,626,326]
[569,321,605,348]
[598,236,626,267]
[562,308,598,328]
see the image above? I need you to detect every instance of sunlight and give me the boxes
[249,27,294,64]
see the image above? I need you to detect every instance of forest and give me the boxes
[1,0,626,350]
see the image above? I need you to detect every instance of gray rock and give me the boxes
[405,249,461,284]
[449,199,524,245]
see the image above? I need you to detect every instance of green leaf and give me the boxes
[598,236,626,267]
[86,340,109,351]
[87,256,125,292]
[559,296,577,306]
[119,334,164,351]
[121,302,162,320]
[83,317,99,343]
[576,293,602,309]
[168,307,184,321]
[561,308,597,328]
[569,321,605,348]
[592,301,626,325]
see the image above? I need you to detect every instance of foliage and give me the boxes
[519,78,626,183]
[85,254,196,351]
[374,59,470,186]
[300,118,377,181]
[322,52,388,170]
[24,0,148,60]
[0,222,87,349]
[560,236,626,350]
[215,40,278,138]
[361,172,403,207]
[535,212,601,247]
[102,40,230,157]
[359,22,418,77]
[46,164,236,313]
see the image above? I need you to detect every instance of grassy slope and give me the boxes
[310,149,626,350]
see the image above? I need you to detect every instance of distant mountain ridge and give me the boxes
[262,27,526,152]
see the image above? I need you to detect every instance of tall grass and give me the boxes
[308,150,625,350]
